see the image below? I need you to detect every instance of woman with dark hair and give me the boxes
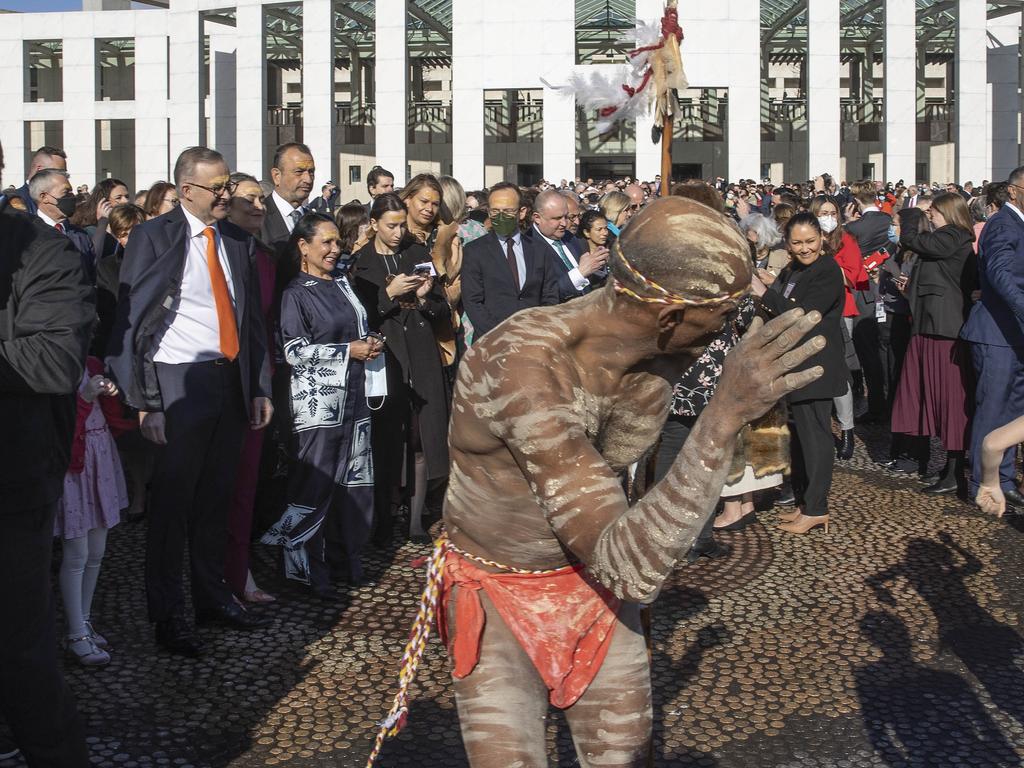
[353,193,452,545]
[751,212,847,534]
[71,177,131,260]
[335,201,371,255]
[260,213,383,597]
[890,192,978,496]
[579,209,609,256]
[142,181,179,219]
[810,194,866,459]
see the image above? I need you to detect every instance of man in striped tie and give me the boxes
[107,146,274,657]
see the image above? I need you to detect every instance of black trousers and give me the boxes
[147,360,247,621]
[653,414,715,544]
[790,398,835,517]
[878,312,913,411]
[0,501,88,766]
[852,316,887,418]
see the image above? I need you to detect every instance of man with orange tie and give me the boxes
[106,146,274,657]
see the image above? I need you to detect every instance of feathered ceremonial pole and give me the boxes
[547,0,687,195]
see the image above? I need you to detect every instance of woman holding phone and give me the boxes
[261,213,383,598]
[353,193,453,546]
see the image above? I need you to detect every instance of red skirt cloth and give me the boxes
[891,335,973,451]
[437,550,621,709]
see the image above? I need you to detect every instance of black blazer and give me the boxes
[259,195,292,261]
[461,230,559,338]
[760,255,848,402]
[901,223,977,339]
[105,205,270,414]
[0,198,94,509]
[846,210,891,256]
[525,227,606,303]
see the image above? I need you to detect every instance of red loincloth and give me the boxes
[437,549,621,708]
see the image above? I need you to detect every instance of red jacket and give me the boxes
[834,232,868,318]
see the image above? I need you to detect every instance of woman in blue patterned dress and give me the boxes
[261,214,385,598]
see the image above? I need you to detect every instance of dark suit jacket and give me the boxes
[461,230,559,338]
[259,195,292,261]
[0,197,94,509]
[525,227,606,303]
[105,205,270,415]
[846,210,891,257]
[15,184,36,216]
[901,224,977,339]
[962,206,1024,347]
[761,255,848,402]
[58,220,98,280]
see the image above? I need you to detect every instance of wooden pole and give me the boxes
[660,113,673,195]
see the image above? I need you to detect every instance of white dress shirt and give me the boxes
[37,209,60,229]
[534,224,588,291]
[153,206,237,364]
[272,190,305,233]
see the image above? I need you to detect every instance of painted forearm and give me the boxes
[588,401,739,604]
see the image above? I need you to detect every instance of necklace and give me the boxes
[378,249,399,276]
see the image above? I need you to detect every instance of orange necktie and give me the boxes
[203,226,240,360]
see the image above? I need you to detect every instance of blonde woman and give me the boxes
[599,190,634,241]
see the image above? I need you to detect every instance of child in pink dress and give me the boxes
[56,357,129,666]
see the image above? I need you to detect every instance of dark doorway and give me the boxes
[580,157,636,181]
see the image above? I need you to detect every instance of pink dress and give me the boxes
[55,376,128,540]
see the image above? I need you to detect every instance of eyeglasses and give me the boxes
[187,180,237,197]
[1009,183,1024,193]
[163,197,180,207]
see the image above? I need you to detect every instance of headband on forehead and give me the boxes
[610,240,748,307]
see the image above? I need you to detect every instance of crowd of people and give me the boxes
[3,134,1024,765]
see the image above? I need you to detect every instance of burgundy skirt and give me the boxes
[891,335,972,451]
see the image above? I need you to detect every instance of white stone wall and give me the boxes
[0,1,1019,196]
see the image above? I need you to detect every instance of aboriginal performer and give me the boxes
[433,196,827,767]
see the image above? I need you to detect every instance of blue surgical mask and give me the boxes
[887,225,899,244]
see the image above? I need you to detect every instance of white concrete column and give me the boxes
[168,0,203,161]
[884,0,916,185]
[987,13,1023,180]
[634,0,663,183]
[451,0,484,188]
[303,0,334,188]
[135,16,171,188]
[0,16,27,186]
[63,36,98,189]
[956,0,987,183]
[541,86,575,184]
[375,0,407,185]
[208,39,237,172]
[235,0,266,178]
[806,0,840,178]
[726,0,761,181]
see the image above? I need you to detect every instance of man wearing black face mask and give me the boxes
[29,168,97,278]
[461,182,560,340]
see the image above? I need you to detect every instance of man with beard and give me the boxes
[106,146,274,657]
[437,196,826,766]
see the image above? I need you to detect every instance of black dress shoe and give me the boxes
[196,602,272,630]
[155,617,205,657]
[1002,488,1024,509]
[836,429,855,460]
[920,472,940,485]
[922,476,958,495]
[686,537,729,563]
[714,511,757,532]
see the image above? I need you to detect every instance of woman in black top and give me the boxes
[352,193,452,545]
[752,212,847,534]
[890,192,977,496]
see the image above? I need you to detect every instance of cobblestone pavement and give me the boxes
[6,424,1024,768]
